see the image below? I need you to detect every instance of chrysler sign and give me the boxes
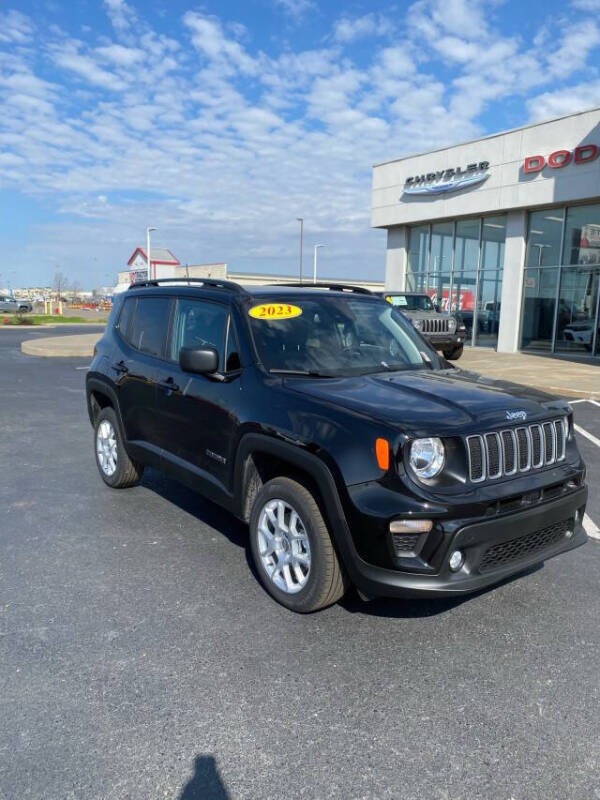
[403,161,490,196]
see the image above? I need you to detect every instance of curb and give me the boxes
[21,333,102,358]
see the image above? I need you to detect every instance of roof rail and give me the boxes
[268,282,372,295]
[128,277,248,294]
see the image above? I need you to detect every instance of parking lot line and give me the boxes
[583,513,600,541]
[574,423,600,448]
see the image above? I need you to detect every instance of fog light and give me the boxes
[449,550,464,571]
[389,519,433,534]
[565,528,574,539]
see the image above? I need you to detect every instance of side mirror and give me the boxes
[434,304,441,313]
[179,346,219,375]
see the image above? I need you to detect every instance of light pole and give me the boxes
[296,218,304,283]
[146,226,157,280]
[313,244,326,284]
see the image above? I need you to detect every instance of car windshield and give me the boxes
[386,294,434,311]
[247,295,439,376]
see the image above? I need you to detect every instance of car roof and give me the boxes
[125,281,379,302]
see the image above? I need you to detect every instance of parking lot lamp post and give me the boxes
[297,218,304,283]
[146,227,157,280]
[313,244,326,284]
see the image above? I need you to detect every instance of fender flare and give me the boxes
[233,433,362,580]
[86,377,125,435]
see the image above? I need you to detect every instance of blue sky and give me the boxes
[2,0,600,288]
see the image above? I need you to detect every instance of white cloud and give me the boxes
[333,13,393,43]
[96,44,145,67]
[183,12,258,75]
[571,0,600,8]
[527,80,600,121]
[103,0,136,33]
[52,49,127,91]
[546,21,600,78]
[0,9,34,44]
[273,0,316,23]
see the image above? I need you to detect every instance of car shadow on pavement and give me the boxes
[178,755,229,800]
[340,564,543,619]
[141,468,248,550]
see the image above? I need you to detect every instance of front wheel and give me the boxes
[249,477,348,612]
[94,406,143,488]
[443,344,464,360]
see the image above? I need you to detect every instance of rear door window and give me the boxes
[128,297,171,358]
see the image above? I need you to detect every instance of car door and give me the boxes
[113,294,173,466]
[153,296,243,495]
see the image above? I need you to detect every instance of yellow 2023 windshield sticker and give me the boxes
[249,303,303,320]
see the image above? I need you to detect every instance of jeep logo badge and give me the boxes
[506,410,527,421]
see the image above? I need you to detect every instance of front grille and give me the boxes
[478,519,571,573]
[466,418,567,483]
[421,317,449,333]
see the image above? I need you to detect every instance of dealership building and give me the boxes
[372,106,600,359]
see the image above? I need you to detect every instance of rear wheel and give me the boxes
[94,406,143,488]
[249,477,348,612]
[443,343,464,360]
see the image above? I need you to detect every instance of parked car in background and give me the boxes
[0,295,32,313]
[380,292,466,360]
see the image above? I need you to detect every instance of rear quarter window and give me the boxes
[127,296,171,358]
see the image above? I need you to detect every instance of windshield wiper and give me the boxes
[269,369,337,378]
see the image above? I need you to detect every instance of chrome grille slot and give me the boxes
[530,424,543,468]
[466,417,568,482]
[543,422,555,464]
[485,433,502,479]
[501,430,517,475]
[466,435,485,482]
[516,427,530,472]
[554,419,566,460]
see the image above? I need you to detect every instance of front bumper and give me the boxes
[342,486,588,598]
[425,333,464,350]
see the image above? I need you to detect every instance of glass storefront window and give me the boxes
[521,268,559,351]
[427,273,451,311]
[452,270,477,337]
[563,203,600,266]
[555,266,600,353]
[455,220,480,273]
[481,216,506,269]
[430,222,453,275]
[525,209,564,267]
[475,270,503,347]
[406,272,427,292]
[407,225,429,276]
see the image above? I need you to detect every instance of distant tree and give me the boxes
[71,280,82,300]
[53,270,68,299]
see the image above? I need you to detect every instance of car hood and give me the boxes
[284,368,568,434]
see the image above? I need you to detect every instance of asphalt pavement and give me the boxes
[1,326,599,800]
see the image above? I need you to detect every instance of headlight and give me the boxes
[448,317,457,333]
[412,318,423,331]
[409,437,445,479]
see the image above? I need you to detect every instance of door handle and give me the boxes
[158,377,179,394]
[112,360,129,375]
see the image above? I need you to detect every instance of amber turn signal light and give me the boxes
[375,438,390,470]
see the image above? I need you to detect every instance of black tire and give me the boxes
[443,344,464,360]
[249,477,348,612]
[93,406,143,488]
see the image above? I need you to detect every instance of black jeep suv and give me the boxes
[86,279,588,612]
